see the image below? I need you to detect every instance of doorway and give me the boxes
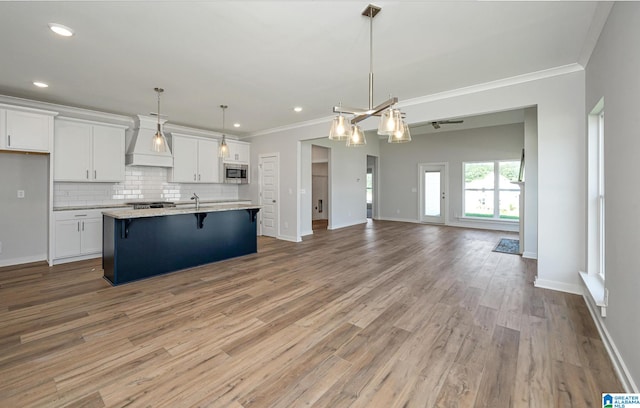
[311,145,329,230]
[259,153,279,237]
[419,163,447,224]
[366,155,378,219]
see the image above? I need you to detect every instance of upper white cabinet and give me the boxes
[54,118,126,182]
[0,105,57,153]
[224,140,250,164]
[169,133,219,183]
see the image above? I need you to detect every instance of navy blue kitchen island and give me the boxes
[102,204,260,285]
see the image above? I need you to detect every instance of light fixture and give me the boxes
[329,104,352,141]
[294,106,303,113]
[233,123,241,128]
[329,4,409,146]
[151,87,167,153]
[347,124,367,147]
[33,81,49,88]
[48,23,74,37]
[219,105,230,159]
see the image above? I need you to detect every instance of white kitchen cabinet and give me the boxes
[0,105,56,153]
[169,133,219,183]
[223,140,250,164]
[53,208,114,263]
[54,118,126,182]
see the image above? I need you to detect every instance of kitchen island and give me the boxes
[102,204,260,285]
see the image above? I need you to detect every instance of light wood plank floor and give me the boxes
[0,220,622,407]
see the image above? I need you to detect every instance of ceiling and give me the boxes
[0,1,603,137]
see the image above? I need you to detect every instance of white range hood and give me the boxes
[125,115,173,167]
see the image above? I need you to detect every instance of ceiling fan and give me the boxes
[431,119,464,129]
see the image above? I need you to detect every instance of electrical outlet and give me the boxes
[17,190,25,198]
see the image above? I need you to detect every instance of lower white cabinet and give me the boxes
[53,209,112,263]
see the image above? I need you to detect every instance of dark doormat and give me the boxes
[493,238,520,255]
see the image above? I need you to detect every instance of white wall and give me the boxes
[523,107,538,258]
[379,122,524,231]
[0,153,48,266]
[585,2,640,392]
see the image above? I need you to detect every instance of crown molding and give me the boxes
[399,63,584,109]
[577,2,614,68]
[246,115,331,138]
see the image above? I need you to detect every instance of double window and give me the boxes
[463,160,520,220]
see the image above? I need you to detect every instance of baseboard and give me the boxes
[52,252,101,265]
[534,277,583,295]
[376,216,421,224]
[278,234,301,243]
[0,254,47,267]
[300,229,313,237]
[522,251,538,260]
[328,220,368,230]
[448,220,518,232]
[582,292,639,393]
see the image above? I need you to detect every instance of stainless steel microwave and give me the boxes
[224,164,248,184]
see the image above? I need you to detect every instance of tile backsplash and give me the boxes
[54,166,239,207]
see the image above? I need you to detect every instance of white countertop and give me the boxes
[102,203,260,219]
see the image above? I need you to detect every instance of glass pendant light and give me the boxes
[151,87,167,153]
[329,104,352,141]
[218,105,230,159]
[388,122,411,143]
[346,124,366,147]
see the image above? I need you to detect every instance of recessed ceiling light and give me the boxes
[293,107,303,112]
[233,123,240,128]
[48,23,74,37]
[33,81,49,88]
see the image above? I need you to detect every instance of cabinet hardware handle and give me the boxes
[82,221,85,231]
[7,135,10,146]
[94,170,97,179]
[77,222,80,232]
[194,174,196,181]
[86,170,89,179]
[198,174,201,181]
[74,214,87,217]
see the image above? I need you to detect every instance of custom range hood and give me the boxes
[125,115,173,167]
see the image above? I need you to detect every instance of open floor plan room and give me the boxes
[0,221,621,407]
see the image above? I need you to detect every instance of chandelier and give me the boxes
[329,4,411,146]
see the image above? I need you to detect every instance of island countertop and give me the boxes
[102,203,261,219]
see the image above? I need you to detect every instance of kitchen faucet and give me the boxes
[191,193,200,209]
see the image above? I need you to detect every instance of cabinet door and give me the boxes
[6,110,52,152]
[171,136,199,182]
[197,139,219,183]
[55,220,82,258]
[54,120,92,181]
[80,218,102,254]
[236,142,250,163]
[92,125,125,181]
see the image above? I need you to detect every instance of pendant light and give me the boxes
[151,87,167,153]
[218,105,230,159]
[329,4,409,146]
[347,124,367,147]
[329,103,352,141]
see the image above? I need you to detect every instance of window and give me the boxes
[596,109,605,279]
[463,160,520,220]
[366,171,373,204]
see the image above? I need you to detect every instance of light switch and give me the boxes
[17,190,25,198]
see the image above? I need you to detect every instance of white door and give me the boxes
[80,218,102,254]
[420,163,447,224]
[171,136,199,182]
[54,120,91,181]
[259,154,279,237]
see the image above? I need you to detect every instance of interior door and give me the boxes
[420,163,446,224]
[259,154,279,237]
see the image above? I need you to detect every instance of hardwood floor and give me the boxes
[0,220,622,407]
